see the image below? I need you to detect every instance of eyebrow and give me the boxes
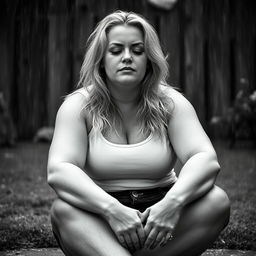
[109,42,144,47]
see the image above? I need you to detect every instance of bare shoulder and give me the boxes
[57,88,90,122]
[160,85,195,116]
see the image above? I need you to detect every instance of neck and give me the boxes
[108,83,140,106]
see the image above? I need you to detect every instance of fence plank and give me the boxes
[206,0,231,120]
[48,0,73,126]
[0,0,18,106]
[183,0,205,125]
[15,1,48,138]
[233,0,256,94]
[72,0,94,88]
[160,4,180,88]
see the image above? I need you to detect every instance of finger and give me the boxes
[117,234,127,249]
[159,236,166,247]
[130,230,141,251]
[136,226,146,248]
[140,208,150,224]
[144,228,158,249]
[124,233,134,252]
[144,221,152,238]
[160,232,173,247]
[150,231,166,249]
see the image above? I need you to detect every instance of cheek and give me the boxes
[103,57,114,75]
[138,58,148,75]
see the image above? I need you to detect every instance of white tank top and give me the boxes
[71,88,177,192]
[85,128,177,192]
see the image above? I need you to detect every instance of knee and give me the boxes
[207,186,230,226]
[50,198,75,225]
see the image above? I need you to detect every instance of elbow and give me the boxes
[211,153,221,172]
[47,162,59,187]
[47,173,55,188]
[215,161,221,174]
[209,155,221,177]
[199,151,221,177]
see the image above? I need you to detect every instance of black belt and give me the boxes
[108,184,174,205]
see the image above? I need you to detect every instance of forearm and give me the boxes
[165,152,220,206]
[48,162,119,217]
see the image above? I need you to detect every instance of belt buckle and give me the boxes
[130,190,144,204]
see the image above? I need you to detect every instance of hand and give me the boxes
[141,198,182,250]
[104,201,146,252]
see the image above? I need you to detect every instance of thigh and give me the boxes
[51,198,131,256]
[134,185,230,256]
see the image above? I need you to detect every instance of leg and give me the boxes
[135,185,230,256]
[50,198,132,256]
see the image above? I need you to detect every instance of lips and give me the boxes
[119,67,135,72]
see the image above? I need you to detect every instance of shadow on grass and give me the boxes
[0,141,255,250]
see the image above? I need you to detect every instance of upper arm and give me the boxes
[167,88,217,164]
[47,93,88,170]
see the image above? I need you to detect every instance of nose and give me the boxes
[122,49,132,63]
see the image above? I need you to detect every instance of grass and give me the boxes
[0,141,255,251]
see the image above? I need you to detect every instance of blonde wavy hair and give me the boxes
[78,10,173,137]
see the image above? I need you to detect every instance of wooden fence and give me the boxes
[0,0,255,139]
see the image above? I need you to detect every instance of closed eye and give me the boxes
[108,44,144,55]
[132,45,144,55]
[109,49,122,55]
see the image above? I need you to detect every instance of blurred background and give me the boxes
[0,0,256,252]
[0,0,255,140]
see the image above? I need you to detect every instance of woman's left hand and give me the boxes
[141,198,183,250]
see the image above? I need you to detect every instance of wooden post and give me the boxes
[206,0,231,121]
[0,1,18,105]
[159,3,180,88]
[72,0,94,88]
[48,0,73,126]
[15,1,48,138]
[183,0,205,126]
[233,0,256,94]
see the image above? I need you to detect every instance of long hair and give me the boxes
[78,10,174,137]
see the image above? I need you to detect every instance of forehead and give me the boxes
[107,25,144,44]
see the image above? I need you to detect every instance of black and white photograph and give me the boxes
[0,0,255,255]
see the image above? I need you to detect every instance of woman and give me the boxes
[47,10,230,256]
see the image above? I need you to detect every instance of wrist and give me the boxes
[101,197,121,220]
[164,193,186,208]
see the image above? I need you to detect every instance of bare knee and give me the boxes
[50,198,75,226]
[205,186,230,226]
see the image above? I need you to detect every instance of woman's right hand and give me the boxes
[103,201,146,252]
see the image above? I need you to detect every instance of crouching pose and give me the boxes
[47,10,230,256]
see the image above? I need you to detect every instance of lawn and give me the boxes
[0,141,255,251]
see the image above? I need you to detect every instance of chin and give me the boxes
[117,77,142,87]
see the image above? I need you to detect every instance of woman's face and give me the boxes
[103,25,148,89]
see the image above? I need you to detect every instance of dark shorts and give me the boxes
[107,184,174,212]
[52,184,174,251]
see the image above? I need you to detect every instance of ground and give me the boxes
[0,249,256,255]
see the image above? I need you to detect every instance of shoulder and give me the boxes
[57,87,91,123]
[59,86,94,131]
[160,84,196,116]
[65,87,91,105]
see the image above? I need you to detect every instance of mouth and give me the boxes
[119,67,135,72]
